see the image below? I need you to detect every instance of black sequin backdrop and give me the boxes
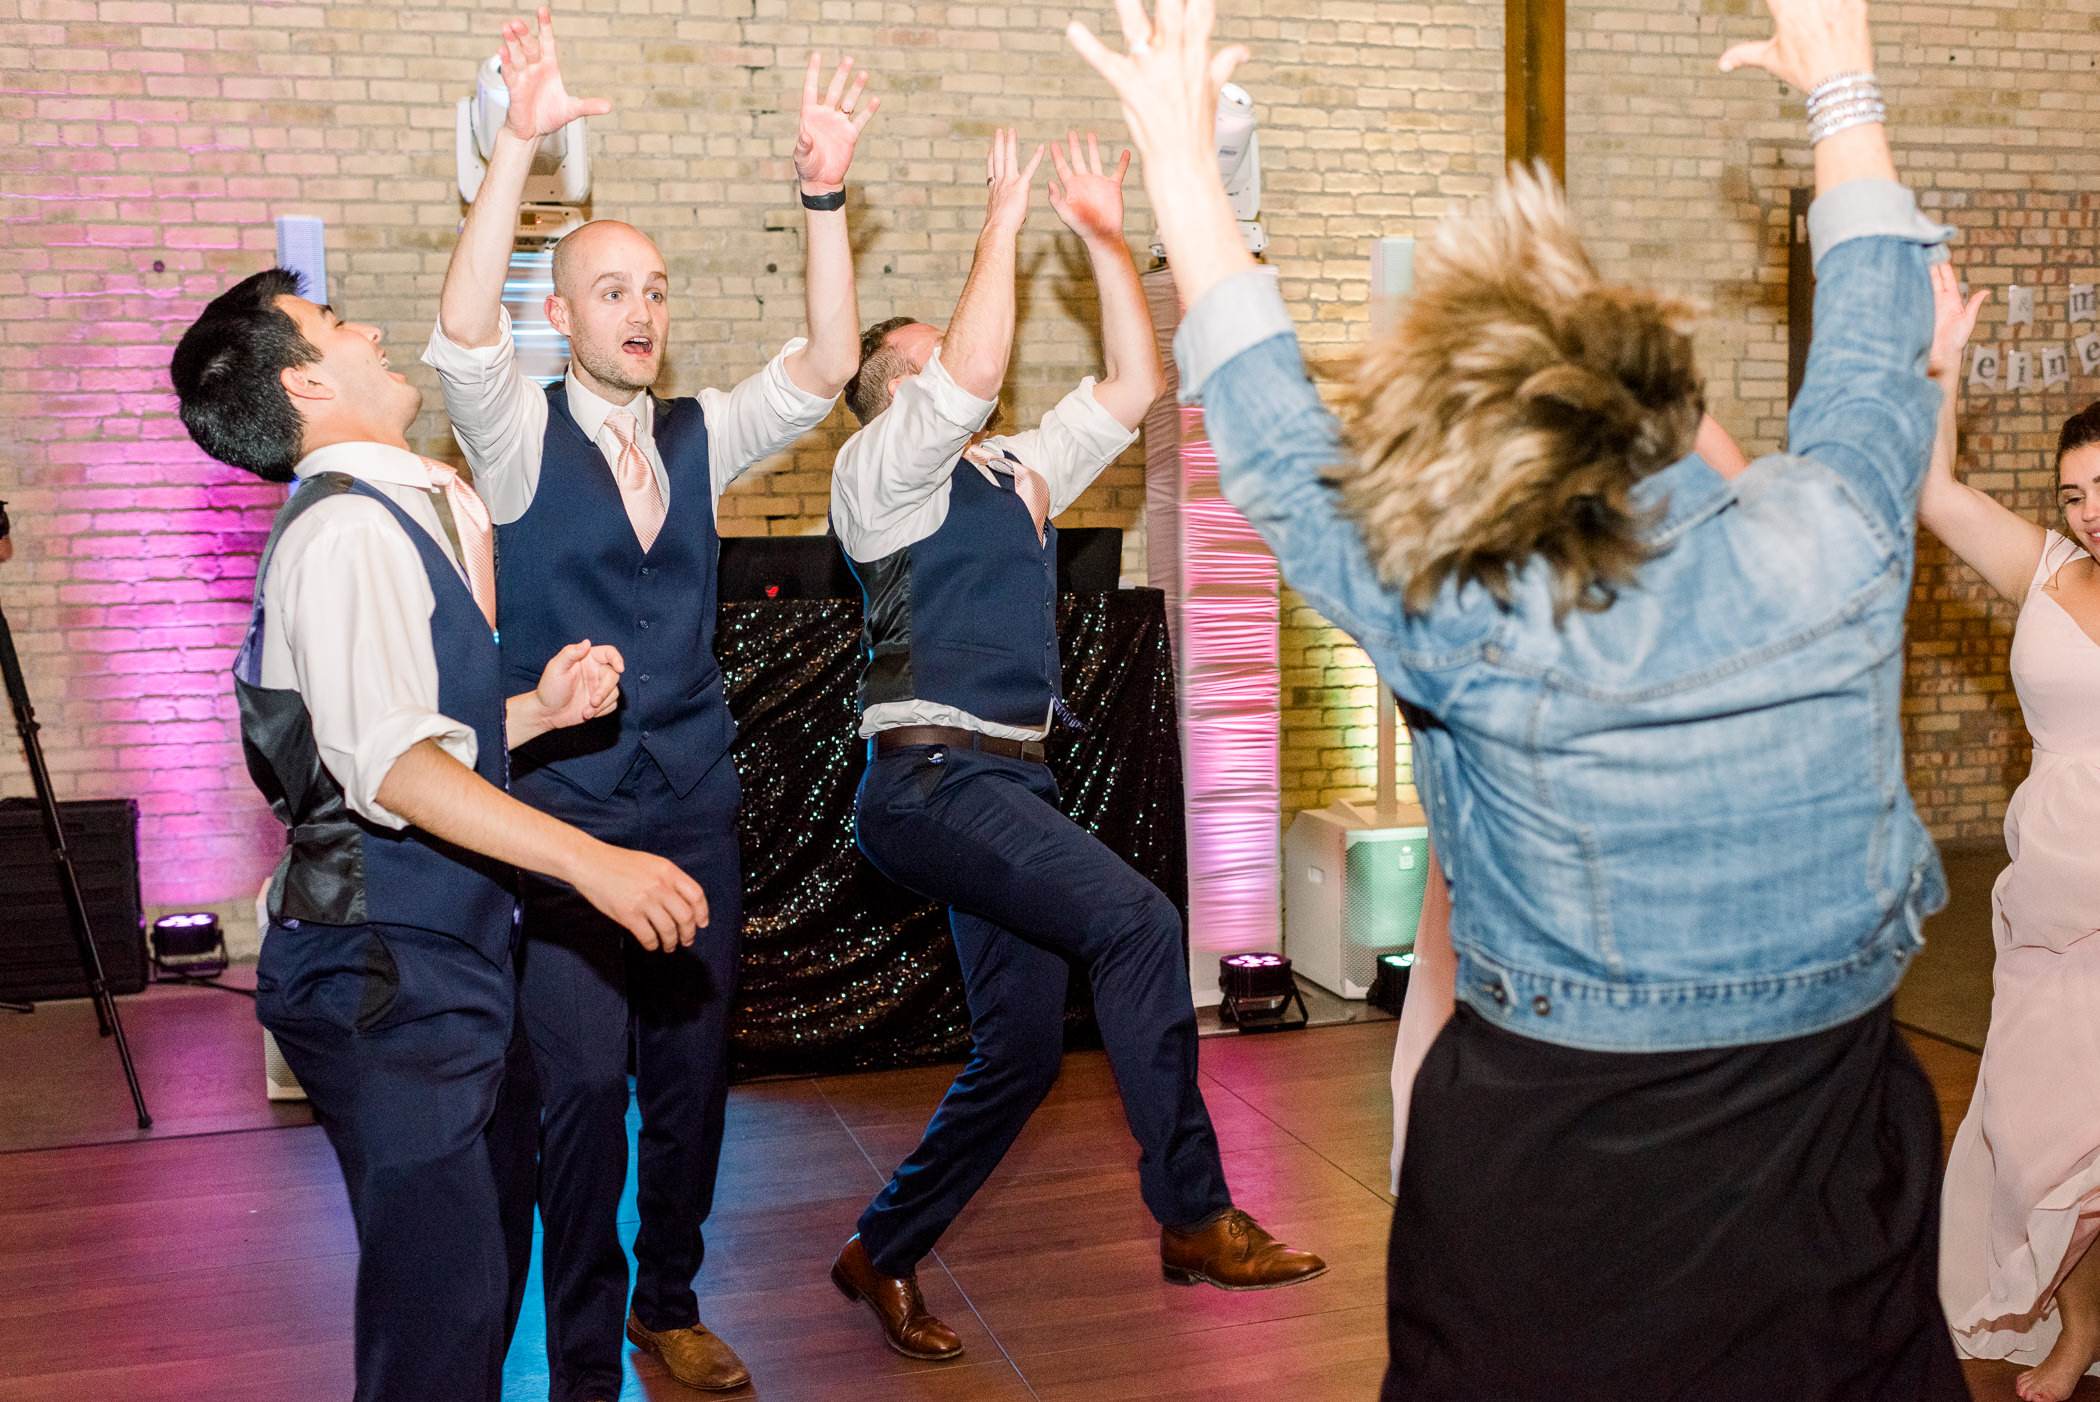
[720,588,1187,1080]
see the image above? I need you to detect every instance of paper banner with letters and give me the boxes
[2077,331,2100,377]
[2041,343,2070,389]
[1969,344,2001,391]
[2007,285,2035,327]
[2070,283,2096,324]
[2007,349,2034,392]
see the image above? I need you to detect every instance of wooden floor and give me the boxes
[0,998,2090,1399]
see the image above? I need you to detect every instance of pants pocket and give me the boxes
[256,922,401,1036]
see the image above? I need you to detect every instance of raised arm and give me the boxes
[781,53,879,398]
[1047,130,1163,430]
[1064,0,1405,655]
[1068,0,1253,315]
[940,129,1044,400]
[376,739,703,951]
[1721,0,1948,532]
[1916,263,2045,603]
[437,7,610,350]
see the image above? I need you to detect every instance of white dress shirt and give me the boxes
[258,442,482,830]
[828,348,1139,739]
[421,308,837,525]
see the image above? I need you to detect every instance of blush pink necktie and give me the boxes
[603,409,668,551]
[1007,458,1050,543]
[421,459,497,631]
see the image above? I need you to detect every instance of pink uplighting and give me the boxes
[1174,415,1283,961]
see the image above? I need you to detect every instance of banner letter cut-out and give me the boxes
[1970,344,2001,391]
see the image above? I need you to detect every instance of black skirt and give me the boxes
[1384,1000,1965,1402]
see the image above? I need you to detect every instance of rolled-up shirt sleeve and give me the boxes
[267,500,477,829]
[699,337,838,496]
[830,348,996,561]
[420,308,548,525]
[996,377,1139,517]
[1174,268,1297,406]
[1790,179,1954,530]
[1806,178,1953,271]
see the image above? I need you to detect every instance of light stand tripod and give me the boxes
[0,513,151,1128]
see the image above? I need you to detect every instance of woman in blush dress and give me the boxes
[1924,262,2100,1402]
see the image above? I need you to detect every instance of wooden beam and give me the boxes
[1505,0,1566,185]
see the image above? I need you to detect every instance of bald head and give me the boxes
[545,220,671,399]
[550,220,661,300]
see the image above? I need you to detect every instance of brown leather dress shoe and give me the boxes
[624,1313,752,1392]
[830,1234,964,1361]
[1161,1208,1328,1291]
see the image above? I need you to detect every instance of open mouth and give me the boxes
[622,336,656,356]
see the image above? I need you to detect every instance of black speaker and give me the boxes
[718,535,862,603]
[1055,527,1123,594]
[0,797,147,1001]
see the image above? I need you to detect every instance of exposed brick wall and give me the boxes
[0,0,1494,927]
[1566,0,2100,840]
[1905,191,2098,837]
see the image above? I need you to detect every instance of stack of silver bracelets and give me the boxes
[1807,70,1886,144]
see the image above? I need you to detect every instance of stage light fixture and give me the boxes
[150,912,228,981]
[1367,950,1414,1017]
[1217,952,1308,1033]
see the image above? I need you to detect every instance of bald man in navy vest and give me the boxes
[423,10,877,1398]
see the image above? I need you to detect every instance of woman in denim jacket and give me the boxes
[1072,0,1967,1395]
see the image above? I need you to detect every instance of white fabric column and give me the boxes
[1143,267,1283,1004]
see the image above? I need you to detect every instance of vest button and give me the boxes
[640,566,653,576]
[637,619,650,629]
[639,673,650,683]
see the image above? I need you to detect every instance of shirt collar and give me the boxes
[294,440,438,490]
[564,369,654,444]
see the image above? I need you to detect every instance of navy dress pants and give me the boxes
[514,749,743,1402]
[852,742,1233,1277]
[255,919,537,1402]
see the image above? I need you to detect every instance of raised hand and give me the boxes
[983,128,1046,237]
[499,6,611,144]
[1067,0,1248,180]
[1047,130,1133,244]
[532,638,624,730]
[794,53,879,194]
[1928,263,1989,380]
[1065,0,1253,308]
[1717,0,1874,91]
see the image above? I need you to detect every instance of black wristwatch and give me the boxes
[799,186,846,212]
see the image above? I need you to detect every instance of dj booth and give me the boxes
[715,530,1187,1079]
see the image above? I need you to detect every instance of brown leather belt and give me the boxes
[871,725,1047,765]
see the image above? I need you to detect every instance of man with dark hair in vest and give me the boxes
[421,10,877,1398]
[171,268,706,1402]
[824,128,1325,1362]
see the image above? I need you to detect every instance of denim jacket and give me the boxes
[1177,180,1953,1052]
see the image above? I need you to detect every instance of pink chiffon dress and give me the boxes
[1940,529,2100,1375]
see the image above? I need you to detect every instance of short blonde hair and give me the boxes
[1336,165,1704,617]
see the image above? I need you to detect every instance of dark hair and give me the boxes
[169,268,320,481]
[2057,400,2100,469]
[844,316,922,425]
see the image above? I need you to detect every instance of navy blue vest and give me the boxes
[233,474,517,964]
[846,453,1062,726]
[496,383,733,801]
